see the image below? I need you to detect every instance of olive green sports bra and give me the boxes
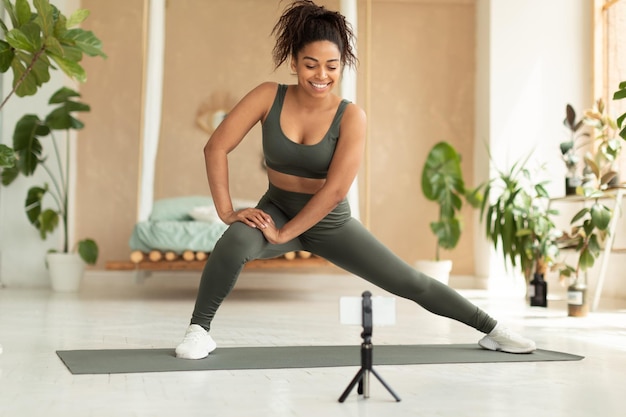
[262,84,350,179]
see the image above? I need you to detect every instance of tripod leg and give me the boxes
[370,368,401,402]
[338,368,365,403]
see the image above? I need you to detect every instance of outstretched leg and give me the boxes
[302,218,535,352]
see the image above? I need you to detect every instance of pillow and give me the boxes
[189,205,223,224]
[189,199,258,223]
[149,196,213,221]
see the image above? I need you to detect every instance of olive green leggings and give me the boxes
[191,184,497,334]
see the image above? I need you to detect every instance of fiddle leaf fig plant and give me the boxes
[0,0,105,265]
[421,141,480,261]
[0,0,106,109]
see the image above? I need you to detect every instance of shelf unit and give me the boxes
[550,187,625,311]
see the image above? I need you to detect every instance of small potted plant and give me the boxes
[557,186,612,317]
[416,141,479,284]
[2,88,99,291]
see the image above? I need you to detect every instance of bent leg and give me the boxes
[303,219,496,333]
[191,201,302,331]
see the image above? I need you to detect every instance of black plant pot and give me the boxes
[565,176,581,196]
[529,273,547,307]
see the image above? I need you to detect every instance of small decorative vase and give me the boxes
[567,275,589,317]
[565,166,581,196]
[46,253,85,292]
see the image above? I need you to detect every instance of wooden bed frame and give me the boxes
[106,250,332,283]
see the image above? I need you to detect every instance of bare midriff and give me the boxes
[267,167,326,195]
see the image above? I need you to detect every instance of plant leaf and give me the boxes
[48,52,86,82]
[614,87,626,100]
[0,40,15,72]
[590,203,611,230]
[15,0,32,27]
[1,164,19,186]
[38,208,59,239]
[12,114,48,175]
[2,0,19,28]
[579,247,595,271]
[63,28,107,58]
[8,22,43,53]
[77,238,98,264]
[48,86,81,103]
[33,0,55,37]
[25,185,46,225]
[10,57,38,96]
[0,144,16,168]
[67,9,90,28]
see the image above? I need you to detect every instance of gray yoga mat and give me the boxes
[56,344,583,375]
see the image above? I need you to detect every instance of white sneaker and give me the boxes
[175,324,217,359]
[478,324,536,354]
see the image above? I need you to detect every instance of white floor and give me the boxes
[1,270,625,417]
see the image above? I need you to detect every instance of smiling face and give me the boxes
[290,40,342,97]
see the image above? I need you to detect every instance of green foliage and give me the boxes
[421,141,479,261]
[0,2,104,265]
[479,154,561,280]
[559,103,589,170]
[0,0,106,108]
[0,144,16,167]
[582,98,622,186]
[1,87,97,264]
[614,80,626,140]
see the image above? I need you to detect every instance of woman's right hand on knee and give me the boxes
[224,208,272,230]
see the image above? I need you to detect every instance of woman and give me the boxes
[176,0,536,359]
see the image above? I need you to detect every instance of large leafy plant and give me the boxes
[421,141,480,261]
[479,155,561,282]
[0,0,106,264]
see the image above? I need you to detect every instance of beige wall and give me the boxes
[77,0,145,267]
[76,0,476,275]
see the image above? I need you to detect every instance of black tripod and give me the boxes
[338,291,401,402]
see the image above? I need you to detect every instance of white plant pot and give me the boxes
[414,259,453,286]
[46,253,85,292]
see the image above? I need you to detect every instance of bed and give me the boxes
[106,196,330,281]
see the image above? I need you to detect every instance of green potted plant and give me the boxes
[557,186,612,317]
[2,87,99,290]
[582,98,622,188]
[417,141,479,284]
[479,153,561,294]
[0,0,106,291]
[559,104,589,195]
